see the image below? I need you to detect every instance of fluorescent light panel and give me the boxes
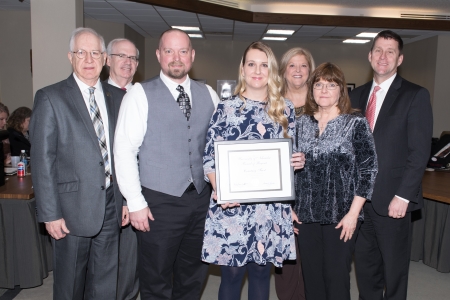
[356,32,378,38]
[266,29,295,35]
[343,39,370,44]
[172,26,200,31]
[188,34,203,38]
[263,37,287,41]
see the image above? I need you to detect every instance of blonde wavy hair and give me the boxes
[279,47,315,96]
[234,41,289,138]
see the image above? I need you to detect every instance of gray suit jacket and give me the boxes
[30,74,125,237]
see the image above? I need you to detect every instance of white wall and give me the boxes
[0,11,33,112]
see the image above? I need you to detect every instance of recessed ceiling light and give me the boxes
[263,37,287,41]
[188,34,203,38]
[356,32,378,38]
[172,26,201,31]
[266,29,295,35]
[343,39,371,44]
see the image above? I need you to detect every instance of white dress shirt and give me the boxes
[108,77,133,92]
[367,73,409,204]
[73,73,112,173]
[114,72,220,212]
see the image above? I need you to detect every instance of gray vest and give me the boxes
[139,76,214,197]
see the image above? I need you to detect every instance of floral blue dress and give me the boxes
[201,95,296,268]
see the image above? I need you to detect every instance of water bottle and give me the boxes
[17,150,27,177]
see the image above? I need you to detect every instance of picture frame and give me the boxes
[214,139,295,204]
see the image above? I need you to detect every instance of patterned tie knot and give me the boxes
[89,87,95,95]
[176,85,191,121]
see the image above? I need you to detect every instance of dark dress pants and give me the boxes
[137,185,211,300]
[274,225,306,300]
[355,202,412,300]
[52,185,120,300]
[117,224,139,300]
[297,222,360,300]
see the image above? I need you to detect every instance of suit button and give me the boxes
[188,126,190,129]
[188,139,191,142]
[190,165,192,168]
[99,162,104,166]
[101,186,105,190]
[189,152,192,155]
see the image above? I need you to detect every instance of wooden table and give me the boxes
[0,175,34,199]
[0,175,52,289]
[422,171,450,204]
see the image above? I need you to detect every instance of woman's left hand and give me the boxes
[291,152,305,170]
[335,212,358,242]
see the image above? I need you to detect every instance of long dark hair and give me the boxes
[7,107,32,133]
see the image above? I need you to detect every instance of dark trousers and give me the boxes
[137,185,211,300]
[297,222,360,300]
[274,228,306,300]
[117,224,139,300]
[355,202,412,300]
[52,185,120,300]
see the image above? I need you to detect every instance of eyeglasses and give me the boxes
[313,82,338,90]
[72,50,103,59]
[109,53,138,62]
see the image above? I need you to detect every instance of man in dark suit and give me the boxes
[350,30,433,300]
[106,38,140,300]
[29,27,127,300]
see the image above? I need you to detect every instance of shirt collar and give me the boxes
[108,77,133,91]
[372,73,396,92]
[159,70,190,91]
[73,72,103,93]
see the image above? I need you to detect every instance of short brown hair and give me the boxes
[304,62,357,116]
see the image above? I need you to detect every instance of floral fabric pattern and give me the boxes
[201,95,296,267]
[294,113,378,224]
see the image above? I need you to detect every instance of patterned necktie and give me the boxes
[365,85,381,131]
[88,87,111,188]
[176,85,191,121]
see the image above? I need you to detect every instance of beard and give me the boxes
[167,61,188,80]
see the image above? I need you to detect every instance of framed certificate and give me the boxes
[214,139,295,204]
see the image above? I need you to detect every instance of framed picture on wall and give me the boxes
[347,83,356,94]
[217,80,236,100]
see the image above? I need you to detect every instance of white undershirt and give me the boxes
[73,73,112,173]
[114,72,220,212]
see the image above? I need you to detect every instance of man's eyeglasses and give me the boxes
[72,50,104,59]
[313,82,338,90]
[110,53,138,62]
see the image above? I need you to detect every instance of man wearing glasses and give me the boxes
[107,38,139,91]
[30,27,126,299]
[106,38,140,300]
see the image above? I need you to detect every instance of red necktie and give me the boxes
[365,86,381,131]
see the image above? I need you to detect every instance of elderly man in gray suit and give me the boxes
[29,27,127,300]
[114,28,219,299]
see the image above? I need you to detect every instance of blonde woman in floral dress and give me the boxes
[201,41,305,300]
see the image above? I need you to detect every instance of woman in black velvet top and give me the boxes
[293,62,378,300]
[7,107,32,156]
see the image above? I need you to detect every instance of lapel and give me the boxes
[373,75,402,134]
[359,82,372,116]
[65,74,102,155]
[101,81,116,146]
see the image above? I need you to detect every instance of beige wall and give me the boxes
[433,35,450,136]
[0,11,33,112]
[125,25,146,83]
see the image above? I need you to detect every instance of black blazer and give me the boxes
[350,75,433,215]
[8,128,30,156]
[30,74,125,237]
